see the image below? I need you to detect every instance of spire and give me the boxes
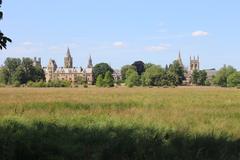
[88,55,93,68]
[177,50,184,67]
[66,47,71,57]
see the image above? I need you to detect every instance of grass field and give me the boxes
[0,87,240,159]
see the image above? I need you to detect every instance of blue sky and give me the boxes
[1,0,240,69]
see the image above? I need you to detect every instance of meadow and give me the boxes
[0,87,240,160]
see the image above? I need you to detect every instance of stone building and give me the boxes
[44,48,93,84]
[33,57,42,67]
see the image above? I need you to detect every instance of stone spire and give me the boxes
[64,48,73,68]
[178,50,184,67]
[66,47,71,57]
[87,55,93,68]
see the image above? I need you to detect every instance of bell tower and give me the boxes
[190,56,200,72]
[64,48,73,68]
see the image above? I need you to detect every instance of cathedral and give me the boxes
[43,48,94,84]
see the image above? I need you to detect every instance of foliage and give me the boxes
[103,71,114,87]
[192,70,207,86]
[125,69,140,87]
[120,65,136,80]
[213,65,237,87]
[0,0,12,49]
[144,63,155,71]
[27,80,71,88]
[227,72,240,87]
[142,65,164,86]
[132,61,145,75]
[75,76,87,85]
[96,75,104,87]
[93,63,113,83]
[168,60,185,85]
[0,58,45,85]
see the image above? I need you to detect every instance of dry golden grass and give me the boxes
[0,87,240,138]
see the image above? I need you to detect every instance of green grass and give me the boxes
[0,87,240,159]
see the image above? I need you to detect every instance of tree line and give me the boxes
[0,57,240,88]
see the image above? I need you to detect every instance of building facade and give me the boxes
[44,48,94,85]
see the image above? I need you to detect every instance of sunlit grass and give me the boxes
[0,87,240,138]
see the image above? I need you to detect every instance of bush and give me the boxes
[27,80,71,88]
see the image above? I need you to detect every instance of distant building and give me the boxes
[204,68,217,81]
[43,48,93,84]
[112,69,122,81]
[33,57,42,67]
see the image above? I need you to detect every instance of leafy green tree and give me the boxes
[125,69,140,87]
[144,63,155,71]
[227,72,240,87]
[192,70,199,85]
[96,75,104,87]
[103,71,114,87]
[12,66,25,84]
[198,70,207,85]
[165,71,177,86]
[132,61,145,75]
[0,57,45,85]
[0,67,9,84]
[142,65,164,86]
[3,58,21,83]
[0,0,12,49]
[213,65,237,87]
[93,63,113,83]
[32,66,45,82]
[168,60,185,85]
[121,65,136,80]
[192,70,207,86]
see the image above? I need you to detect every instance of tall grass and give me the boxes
[0,87,240,159]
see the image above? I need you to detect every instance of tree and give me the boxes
[0,57,45,85]
[125,69,140,87]
[198,70,207,86]
[213,65,237,87]
[168,60,185,85]
[121,65,136,80]
[192,70,207,86]
[192,70,199,85]
[93,63,113,83]
[0,0,12,49]
[227,72,240,87]
[12,66,25,84]
[132,61,145,75]
[0,67,9,84]
[144,63,155,71]
[103,71,114,87]
[96,75,104,87]
[142,65,164,86]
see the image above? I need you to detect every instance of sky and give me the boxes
[1,0,240,69]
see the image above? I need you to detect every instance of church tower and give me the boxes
[190,56,200,72]
[64,48,73,68]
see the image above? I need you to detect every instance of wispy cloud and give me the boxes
[113,41,126,49]
[144,43,171,52]
[192,30,209,37]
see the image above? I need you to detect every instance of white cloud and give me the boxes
[192,31,209,37]
[22,41,33,46]
[144,44,171,52]
[113,41,126,49]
